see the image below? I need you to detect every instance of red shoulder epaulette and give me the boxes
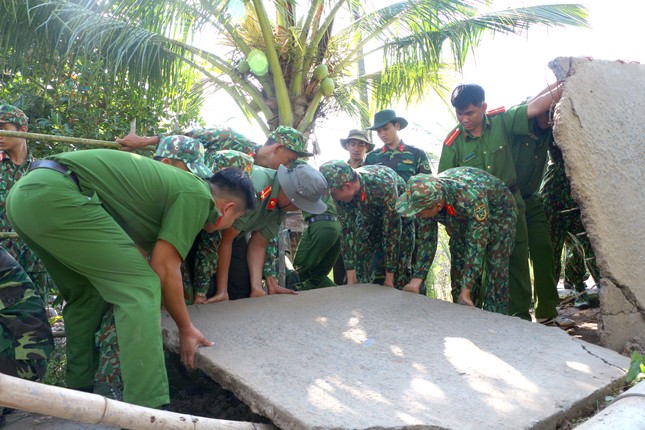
[486,106,506,116]
[259,185,272,201]
[443,128,460,147]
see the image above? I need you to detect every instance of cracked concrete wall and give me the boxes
[550,57,645,351]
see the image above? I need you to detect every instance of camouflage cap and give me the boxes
[211,150,254,177]
[156,135,213,178]
[268,126,313,157]
[0,104,28,129]
[319,160,357,190]
[396,173,443,217]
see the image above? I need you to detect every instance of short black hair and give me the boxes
[207,167,255,211]
[451,84,485,111]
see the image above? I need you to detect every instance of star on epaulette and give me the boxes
[486,106,506,116]
[443,128,461,147]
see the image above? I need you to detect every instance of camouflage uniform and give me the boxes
[439,104,532,320]
[540,141,600,292]
[397,168,517,314]
[320,161,412,288]
[0,105,52,302]
[511,120,560,319]
[364,141,432,182]
[0,246,53,381]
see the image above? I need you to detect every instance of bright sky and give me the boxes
[202,0,644,163]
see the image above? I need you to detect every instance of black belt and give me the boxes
[306,214,338,224]
[29,160,80,189]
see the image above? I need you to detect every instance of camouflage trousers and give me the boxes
[355,218,414,289]
[94,307,121,388]
[0,247,53,382]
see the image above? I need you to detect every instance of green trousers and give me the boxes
[508,195,532,321]
[7,169,168,408]
[525,194,559,319]
[293,220,340,290]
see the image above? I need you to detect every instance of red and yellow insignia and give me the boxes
[259,185,272,200]
[359,191,367,202]
[486,106,506,116]
[443,128,460,147]
[474,203,488,222]
[446,204,456,216]
[267,198,278,210]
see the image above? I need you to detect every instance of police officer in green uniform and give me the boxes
[0,245,54,422]
[119,126,315,301]
[319,160,411,289]
[6,149,254,409]
[0,105,53,302]
[396,168,517,314]
[438,83,562,321]
[210,163,327,302]
[512,105,574,328]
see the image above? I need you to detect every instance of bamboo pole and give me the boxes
[0,130,156,150]
[0,373,275,430]
[0,232,18,239]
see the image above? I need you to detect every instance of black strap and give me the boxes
[306,214,338,223]
[29,160,80,188]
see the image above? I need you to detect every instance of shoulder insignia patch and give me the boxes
[267,197,278,211]
[474,203,488,222]
[259,185,272,201]
[443,128,460,147]
[486,106,506,116]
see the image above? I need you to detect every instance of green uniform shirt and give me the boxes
[438,104,530,188]
[50,149,219,259]
[233,165,283,240]
[512,118,551,198]
[365,140,431,182]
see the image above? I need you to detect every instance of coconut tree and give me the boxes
[0,0,587,135]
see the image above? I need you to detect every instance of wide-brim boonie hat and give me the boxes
[340,129,375,152]
[366,109,408,131]
[277,164,327,214]
[396,174,443,217]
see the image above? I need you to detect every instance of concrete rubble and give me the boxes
[161,285,629,429]
[550,57,645,352]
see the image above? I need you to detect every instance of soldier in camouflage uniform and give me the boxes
[0,246,54,420]
[0,105,53,302]
[438,83,562,321]
[319,160,412,289]
[118,126,313,299]
[540,138,600,309]
[397,168,517,314]
[365,110,432,182]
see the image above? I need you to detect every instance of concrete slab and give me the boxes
[549,57,645,351]
[161,285,629,430]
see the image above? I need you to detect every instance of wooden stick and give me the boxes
[0,232,18,239]
[0,130,156,150]
[0,373,275,430]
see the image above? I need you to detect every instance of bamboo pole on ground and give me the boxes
[0,373,275,430]
[0,130,156,150]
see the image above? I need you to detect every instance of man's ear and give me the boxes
[481,102,488,113]
[19,125,27,133]
[160,158,172,165]
[221,200,238,215]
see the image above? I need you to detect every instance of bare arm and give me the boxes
[150,239,212,368]
[206,227,239,303]
[527,82,563,119]
[247,232,269,297]
[115,132,161,151]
